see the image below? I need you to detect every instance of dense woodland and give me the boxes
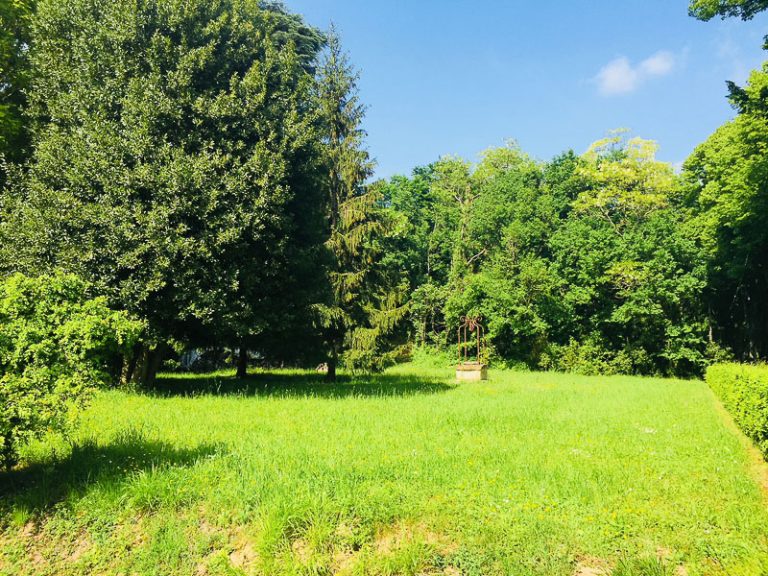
[1,0,768,455]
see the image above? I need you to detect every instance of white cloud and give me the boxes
[596,57,639,95]
[596,51,676,96]
[640,51,675,76]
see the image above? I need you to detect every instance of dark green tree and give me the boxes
[684,64,768,359]
[316,28,407,380]
[1,0,327,385]
[0,0,34,165]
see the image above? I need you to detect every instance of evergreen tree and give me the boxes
[316,28,407,380]
[1,0,326,385]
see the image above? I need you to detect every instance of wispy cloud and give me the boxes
[713,26,757,85]
[640,51,675,76]
[595,51,676,96]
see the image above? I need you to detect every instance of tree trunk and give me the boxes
[136,344,166,388]
[122,342,141,386]
[236,344,248,379]
[146,346,164,387]
[110,354,124,387]
[326,353,337,382]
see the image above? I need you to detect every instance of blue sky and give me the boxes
[286,0,768,179]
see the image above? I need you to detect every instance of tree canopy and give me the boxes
[0,0,34,164]
[1,0,330,383]
[689,0,768,20]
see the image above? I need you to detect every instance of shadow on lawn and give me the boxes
[148,370,456,398]
[0,431,222,515]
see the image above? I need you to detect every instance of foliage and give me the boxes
[2,365,767,574]
[573,133,674,230]
[540,336,639,376]
[553,135,709,376]
[0,273,141,467]
[382,135,709,376]
[0,0,327,384]
[706,363,768,457]
[0,0,34,164]
[689,0,768,20]
[1,0,766,384]
[316,29,407,376]
[684,63,768,360]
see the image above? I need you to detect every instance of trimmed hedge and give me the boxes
[706,363,768,457]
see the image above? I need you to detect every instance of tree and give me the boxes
[0,0,34,165]
[0,273,141,468]
[316,29,407,379]
[1,0,327,385]
[377,133,710,376]
[684,64,768,359]
[689,0,768,20]
[573,133,676,233]
[549,134,708,375]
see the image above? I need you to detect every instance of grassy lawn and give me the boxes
[1,366,767,576]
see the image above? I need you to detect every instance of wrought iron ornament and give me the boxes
[457,316,486,365]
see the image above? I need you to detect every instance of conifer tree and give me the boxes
[316,28,407,380]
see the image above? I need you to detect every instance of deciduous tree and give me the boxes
[689,0,768,20]
[0,0,34,165]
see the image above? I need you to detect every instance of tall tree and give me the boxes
[0,0,34,165]
[1,0,327,385]
[686,0,768,359]
[316,28,406,380]
[553,134,708,375]
[684,64,768,359]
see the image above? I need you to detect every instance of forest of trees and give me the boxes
[1,0,768,393]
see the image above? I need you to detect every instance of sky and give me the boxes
[286,0,768,179]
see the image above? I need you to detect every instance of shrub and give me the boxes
[706,363,768,457]
[410,345,456,369]
[539,336,653,376]
[0,273,142,467]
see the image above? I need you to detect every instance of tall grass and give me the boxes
[1,366,767,575]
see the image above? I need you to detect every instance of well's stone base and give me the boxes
[456,363,488,381]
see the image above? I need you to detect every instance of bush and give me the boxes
[539,336,653,376]
[0,273,142,467]
[706,363,768,457]
[410,345,456,369]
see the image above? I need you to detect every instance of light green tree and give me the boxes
[574,132,676,233]
[689,0,768,20]
[0,273,142,468]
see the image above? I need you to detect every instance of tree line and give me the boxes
[0,0,766,395]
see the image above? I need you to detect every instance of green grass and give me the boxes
[1,366,767,575]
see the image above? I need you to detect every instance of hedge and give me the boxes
[706,363,768,457]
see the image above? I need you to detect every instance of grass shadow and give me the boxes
[0,429,223,517]
[148,370,455,398]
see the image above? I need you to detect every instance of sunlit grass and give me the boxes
[1,366,767,575]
